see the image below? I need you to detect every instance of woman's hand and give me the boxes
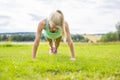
[70,58,76,61]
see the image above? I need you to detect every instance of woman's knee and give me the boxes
[56,37,62,42]
[47,38,53,43]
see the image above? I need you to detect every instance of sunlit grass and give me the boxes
[0,42,120,80]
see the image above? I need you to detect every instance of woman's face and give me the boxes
[49,22,59,33]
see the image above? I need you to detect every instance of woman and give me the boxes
[32,10,76,60]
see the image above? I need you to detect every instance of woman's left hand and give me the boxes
[70,58,76,61]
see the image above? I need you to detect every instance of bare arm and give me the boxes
[65,22,76,60]
[32,20,45,59]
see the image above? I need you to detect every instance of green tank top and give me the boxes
[44,19,62,39]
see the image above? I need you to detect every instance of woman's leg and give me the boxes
[47,38,53,48]
[55,36,62,49]
[47,38,55,54]
[53,36,62,54]
[47,37,61,54]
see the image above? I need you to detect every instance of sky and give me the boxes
[0,0,120,34]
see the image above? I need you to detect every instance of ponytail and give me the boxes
[56,10,66,42]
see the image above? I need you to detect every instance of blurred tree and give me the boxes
[100,32,118,42]
[116,22,120,41]
[2,35,8,41]
[71,34,88,42]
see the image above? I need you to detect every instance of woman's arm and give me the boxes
[65,22,76,60]
[32,20,45,59]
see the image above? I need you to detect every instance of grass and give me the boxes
[0,42,120,80]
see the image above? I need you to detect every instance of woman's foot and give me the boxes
[49,47,54,55]
[53,47,57,54]
[49,47,58,54]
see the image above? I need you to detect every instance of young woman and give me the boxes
[32,10,76,60]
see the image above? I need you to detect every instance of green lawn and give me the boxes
[0,42,120,80]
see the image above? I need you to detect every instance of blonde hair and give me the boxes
[48,10,66,42]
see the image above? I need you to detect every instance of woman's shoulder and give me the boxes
[64,21,69,28]
[39,19,47,26]
[38,18,47,29]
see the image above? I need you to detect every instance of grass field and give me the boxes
[0,42,120,80]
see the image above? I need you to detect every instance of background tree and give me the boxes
[71,34,89,42]
[116,22,120,41]
[100,32,118,42]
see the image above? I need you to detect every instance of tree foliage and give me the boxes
[100,32,118,42]
[116,22,120,40]
[100,22,120,42]
[0,33,88,42]
[71,34,89,42]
